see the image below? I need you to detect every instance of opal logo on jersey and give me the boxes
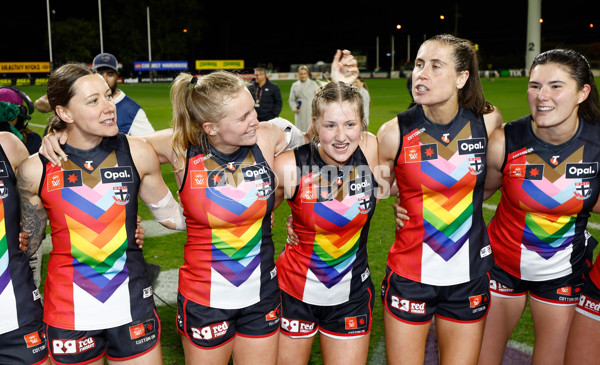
[458,138,485,155]
[101,166,133,184]
[242,164,269,182]
[52,337,96,354]
[349,177,372,195]
[191,321,229,340]
[281,318,315,333]
[566,162,598,179]
[391,295,426,315]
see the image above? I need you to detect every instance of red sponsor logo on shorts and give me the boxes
[469,294,489,308]
[281,317,315,333]
[579,294,600,314]
[23,331,42,348]
[266,307,280,321]
[52,337,95,355]
[191,321,229,340]
[345,314,367,330]
[557,286,572,296]
[391,295,426,315]
[129,319,156,340]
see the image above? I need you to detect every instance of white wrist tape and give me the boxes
[147,191,186,231]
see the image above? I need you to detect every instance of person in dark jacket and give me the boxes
[248,67,282,121]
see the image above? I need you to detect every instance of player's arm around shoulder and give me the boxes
[128,136,185,231]
[134,128,177,166]
[375,118,400,198]
[256,121,287,166]
[273,150,298,209]
[483,124,506,200]
[484,106,503,137]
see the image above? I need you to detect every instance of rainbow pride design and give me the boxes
[0,199,11,294]
[57,159,128,303]
[203,165,268,287]
[513,167,580,259]
[309,194,365,288]
[419,141,477,262]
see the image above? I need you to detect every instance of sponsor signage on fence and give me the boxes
[0,62,51,73]
[195,60,245,70]
[134,61,189,71]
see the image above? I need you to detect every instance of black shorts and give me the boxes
[177,291,281,349]
[381,266,490,323]
[46,308,160,365]
[489,264,583,305]
[0,318,48,365]
[280,280,374,339]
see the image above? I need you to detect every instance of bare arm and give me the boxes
[375,118,400,200]
[17,156,47,256]
[129,137,183,230]
[483,107,503,137]
[483,125,506,200]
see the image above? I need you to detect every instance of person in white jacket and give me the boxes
[288,65,319,132]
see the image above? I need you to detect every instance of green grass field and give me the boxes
[17,76,600,364]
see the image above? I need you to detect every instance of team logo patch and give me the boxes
[0,180,7,199]
[191,321,229,340]
[47,170,83,191]
[113,186,130,205]
[468,157,484,175]
[575,182,592,200]
[256,181,271,200]
[345,314,368,330]
[458,138,486,155]
[52,337,95,355]
[101,166,133,184]
[405,143,438,163]
[566,162,598,179]
[129,319,156,340]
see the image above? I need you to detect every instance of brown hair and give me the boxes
[46,62,95,133]
[423,34,494,116]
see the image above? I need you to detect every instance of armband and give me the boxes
[147,192,186,231]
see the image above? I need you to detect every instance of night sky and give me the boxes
[2,0,598,71]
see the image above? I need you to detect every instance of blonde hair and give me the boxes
[171,71,247,169]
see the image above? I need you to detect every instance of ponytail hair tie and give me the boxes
[189,76,198,89]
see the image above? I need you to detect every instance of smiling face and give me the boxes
[56,73,117,148]
[412,41,468,111]
[204,88,259,154]
[315,101,362,166]
[527,63,590,138]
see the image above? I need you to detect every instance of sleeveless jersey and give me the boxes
[179,143,278,309]
[40,134,155,330]
[276,144,377,305]
[488,116,600,281]
[389,105,493,285]
[0,145,43,334]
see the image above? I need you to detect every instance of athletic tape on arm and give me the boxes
[147,191,186,230]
